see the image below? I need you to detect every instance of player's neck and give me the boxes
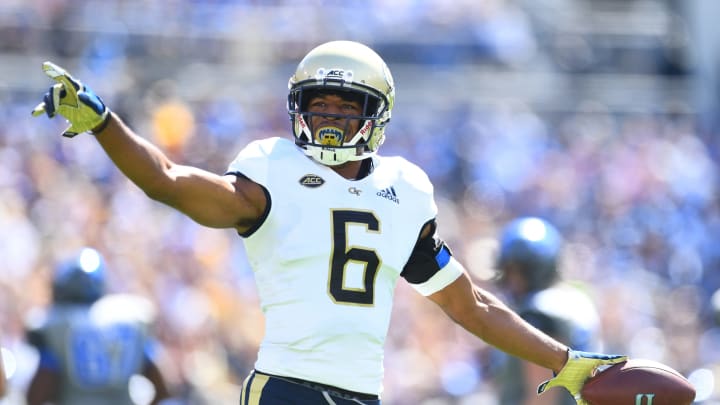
[331,158,373,180]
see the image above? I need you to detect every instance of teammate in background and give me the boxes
[32,40,625,404]
[492,217,603,405]
[25,248,171,405]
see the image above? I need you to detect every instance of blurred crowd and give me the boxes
[1,0,720,404]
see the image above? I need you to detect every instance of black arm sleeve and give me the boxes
[401,219,454,284]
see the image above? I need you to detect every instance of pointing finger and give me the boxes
[31,102,47,117]
[42,61,79,105]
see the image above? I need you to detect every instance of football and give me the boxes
[580,359,695,405]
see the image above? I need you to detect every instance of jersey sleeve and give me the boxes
[225,138,277,185]
[224,138,278,237]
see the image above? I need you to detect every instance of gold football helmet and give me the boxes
[288,40,395,166]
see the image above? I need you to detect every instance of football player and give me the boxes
[32,40,625,404]
[493,217,604,404]
[25,248,171,405]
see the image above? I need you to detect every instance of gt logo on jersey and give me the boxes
[299,174,325,188]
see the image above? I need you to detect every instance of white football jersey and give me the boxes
[226,137,458,395]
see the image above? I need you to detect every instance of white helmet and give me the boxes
[288,40,395,166]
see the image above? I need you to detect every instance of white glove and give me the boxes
[537,350,628,404]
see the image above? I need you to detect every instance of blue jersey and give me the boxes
[26,294,157,405]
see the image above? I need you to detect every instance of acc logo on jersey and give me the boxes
[299,174,325,188]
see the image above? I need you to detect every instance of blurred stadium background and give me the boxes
[1,0,720,404]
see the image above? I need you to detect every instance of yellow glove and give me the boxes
[32,61,109,137]
[537,350,628,404]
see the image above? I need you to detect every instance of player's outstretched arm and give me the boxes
[32,62,266,231]
[429,272,570,372]
[428,272,626,402]
[95,113,265,231]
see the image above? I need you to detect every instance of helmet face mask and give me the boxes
[288,41,395,166]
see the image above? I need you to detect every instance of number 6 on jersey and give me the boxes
[329,210,381,306]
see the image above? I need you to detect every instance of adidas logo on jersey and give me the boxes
[377,186,399,204]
